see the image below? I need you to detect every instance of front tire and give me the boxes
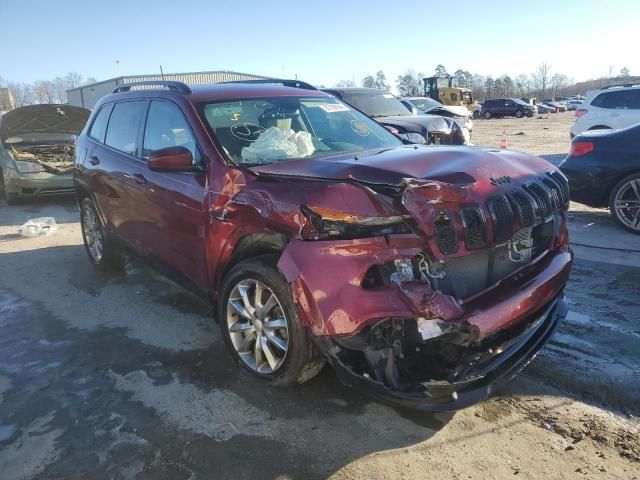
[219,257,325,385]
[80,197,125,270]
[609,173,640,234]
[515,110,524,118]
[0,169,20,205]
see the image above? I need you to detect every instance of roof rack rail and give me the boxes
[113,80,192,94]
[601,83,640,90]
[220,78,317,90]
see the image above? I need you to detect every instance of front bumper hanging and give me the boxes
[314,293,568,411]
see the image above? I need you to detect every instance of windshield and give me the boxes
[201,96,402,165]
[512,98,529,106]
[409,98,442,112]
[340,91,412,117]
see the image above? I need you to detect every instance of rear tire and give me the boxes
[484,111,492,119]
[609,173,640,234]
[80,197,125,270]
[218,256,325,385]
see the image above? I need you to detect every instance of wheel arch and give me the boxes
[214,232,289,308]
[605,169,640,204]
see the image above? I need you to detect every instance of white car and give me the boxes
[564,99,583,111]
[570,84,640,138]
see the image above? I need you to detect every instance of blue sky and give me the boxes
[1,0,637,88]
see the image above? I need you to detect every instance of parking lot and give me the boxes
[0,112,639,479]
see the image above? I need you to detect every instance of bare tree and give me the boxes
[334,79,355,88]
[33,80,55,104]
[64,72,84,89]
[620,66,630,78]
[7,82,33,107]
[534,61,551,99]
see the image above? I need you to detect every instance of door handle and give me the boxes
[89,155,100,166]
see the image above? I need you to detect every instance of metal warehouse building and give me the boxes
[66,70,270,109]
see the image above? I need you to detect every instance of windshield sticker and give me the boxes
[350,120,370,136]
[318,103,350,113]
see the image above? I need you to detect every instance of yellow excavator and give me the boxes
[422,76,476,112]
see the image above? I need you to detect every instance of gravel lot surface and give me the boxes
[0,112,638,479]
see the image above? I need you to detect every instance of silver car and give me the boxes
[0,104,89,204]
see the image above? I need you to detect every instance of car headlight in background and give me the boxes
[14,161,45,173]
[461,127,471,144]
[398,132,427,144]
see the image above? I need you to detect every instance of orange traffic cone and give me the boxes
[499,130,508,149]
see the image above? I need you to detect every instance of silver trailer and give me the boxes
[66,70,269,109]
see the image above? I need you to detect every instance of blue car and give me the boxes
[560,123,640,233]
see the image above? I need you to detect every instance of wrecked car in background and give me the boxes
[74,80,572,410]
[0,104,90,204]
[322,87,469,145]
[401,96,474,136]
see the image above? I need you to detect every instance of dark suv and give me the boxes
[74,79,572,411]
[481,98,537,119]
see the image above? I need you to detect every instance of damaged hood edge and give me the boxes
[0,104,91,140]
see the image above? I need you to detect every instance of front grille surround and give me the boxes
[428,173,565,257]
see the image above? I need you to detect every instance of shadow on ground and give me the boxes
[0,244,637,479]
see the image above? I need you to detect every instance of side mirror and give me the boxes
[148,146,196,172]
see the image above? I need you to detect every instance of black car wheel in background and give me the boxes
[560,124,640,234]
[609,173,640,233]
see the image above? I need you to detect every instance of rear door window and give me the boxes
[105,101,146,156]
[591,90,640,110]
[88,104,112,143]
[143,100,200,162]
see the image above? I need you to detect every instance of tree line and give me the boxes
[0,72,97,107]
[335,62,634,101]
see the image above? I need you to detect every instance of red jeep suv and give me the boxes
[74,79,572,410]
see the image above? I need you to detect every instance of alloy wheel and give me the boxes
[614,178,640,232]
[82,207,104,262]
[226,279,289,374]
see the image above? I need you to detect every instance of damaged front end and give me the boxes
[273,171,572,410]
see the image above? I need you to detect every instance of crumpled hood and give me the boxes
[375,114,451,134]
[251,145,556,189]
[424,105,470,118]
[0,104,90,140]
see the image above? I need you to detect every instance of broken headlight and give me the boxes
[398,132,426,144]
[14,161,45,173]
[301,205,412,240]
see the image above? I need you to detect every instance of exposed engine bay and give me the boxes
[9,142,75,175]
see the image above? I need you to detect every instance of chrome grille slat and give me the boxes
[508,190,536,227]
[524,182,553,218]
[461,206,487,249]
[487,195,514,242]
[433,211,458,255]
